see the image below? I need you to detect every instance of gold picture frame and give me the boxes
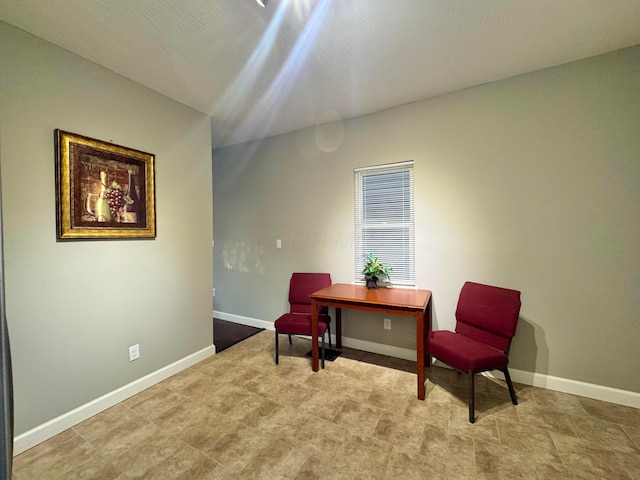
[55,130,156,240]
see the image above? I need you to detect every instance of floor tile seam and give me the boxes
[512,411,580,441]
[564,414,636,449]
[13,428,82,465]
[470,438,487,475]
[372,423,425,453]
[367,407,388,444]
[533,461,578,479]
[277,375,322,396]
[148,404,221,436]
[91,422,188,464]
[61,436,124,479]
[236,443,291,476]
[532,392,590,418]
[167,434,226,474]
[492,416,505,449]
[613,450,640,479]
[269,391,318,410]
[619,425,640,451]
[448,413,500,442]
[12,437,88,478]
[237,433,315,479]
[370,395,414,417]
[547,432,581,470]
[124,382,175,409]
[73,404,147,454]
[161,374,207,393]
[415,422,445,462]
[17,457,88,480]
[128,403,182,425]
[363,403,407,421]
[126,388,188,419]
[224,384,263,407]
[70,426,116,460]
[189,433,252,474]
[303,401,342,423]
[489,427,565,463]
[328,414,377,440]
[574,411,640,431]
[285,453,314,480]
[556,449,637,480]
[327,367,375,386]
[444,403,453,437]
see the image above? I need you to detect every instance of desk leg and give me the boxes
[335,308,342,349]
[310,299,319,372]
[418,298,433,401]
[416,311,425,400]
[425,298,432,370]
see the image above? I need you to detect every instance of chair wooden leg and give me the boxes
[321,331,326,369]
[274,330,279,365]
[327,323,332,349]
[468,371,475,423]
[288,334,292,345]
[502,367,518,405]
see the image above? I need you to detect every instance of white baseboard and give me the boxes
[214,311,640,410]
[13,345,216,456]
[214,311,273,330]
[339,336,417,361]
[506,369,640,409]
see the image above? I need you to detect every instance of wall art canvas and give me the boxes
[55,129,156,240]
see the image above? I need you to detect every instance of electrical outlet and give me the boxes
[129,344,140,362]
[212,288,216,297]
[384,318,392,330]
[276,239,282,249]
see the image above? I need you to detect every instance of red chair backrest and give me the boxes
[289,273,332,315]
[455,281,521,353]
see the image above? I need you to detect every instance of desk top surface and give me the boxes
[310,283,431,310]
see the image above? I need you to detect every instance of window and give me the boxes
[354,161,415,286]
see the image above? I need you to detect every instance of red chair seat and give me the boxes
[427,330,508,373]
[275,313,328,336]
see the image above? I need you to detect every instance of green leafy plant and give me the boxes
[362,252,392,285]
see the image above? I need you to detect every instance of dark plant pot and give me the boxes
[366,278,378,289]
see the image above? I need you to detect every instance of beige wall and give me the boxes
[213,45,640,393]
[0,23,213,434]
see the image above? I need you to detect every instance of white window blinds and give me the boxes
[354,161,415,286]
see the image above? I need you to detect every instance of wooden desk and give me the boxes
[310,283,432,400]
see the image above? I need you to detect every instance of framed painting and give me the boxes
[55,129,156,240]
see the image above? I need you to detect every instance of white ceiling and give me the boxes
[2,0,640,148]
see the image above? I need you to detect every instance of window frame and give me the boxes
[354,161,415,287]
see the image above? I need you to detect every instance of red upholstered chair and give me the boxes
[426,281,521,423]
[274,273,332,368]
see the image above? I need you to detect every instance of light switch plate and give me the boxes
[129,344,140,361]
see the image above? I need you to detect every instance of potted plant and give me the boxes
[362,252,392,289]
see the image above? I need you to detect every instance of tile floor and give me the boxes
[13,330,640,479]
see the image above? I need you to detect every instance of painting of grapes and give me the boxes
[79,160,141,224]
[55,130,156,240]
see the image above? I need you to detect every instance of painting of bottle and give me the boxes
[94,171,112,222]
[122,170,139,223]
